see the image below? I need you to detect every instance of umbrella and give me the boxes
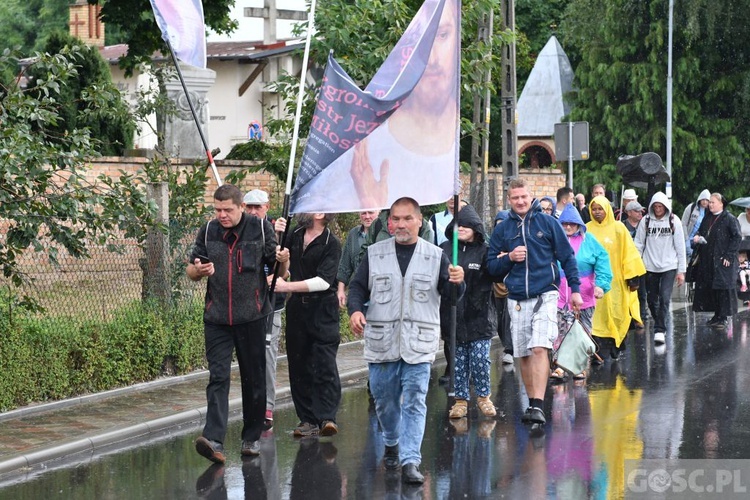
[616,152,670,189]
[730,197,750,209]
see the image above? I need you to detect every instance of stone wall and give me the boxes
[87,157,566,214]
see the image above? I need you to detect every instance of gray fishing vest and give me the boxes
[364,238,442,364]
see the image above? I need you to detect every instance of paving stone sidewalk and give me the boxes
[0,340,372,476]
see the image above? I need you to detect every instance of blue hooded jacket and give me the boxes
[487,198,581,300]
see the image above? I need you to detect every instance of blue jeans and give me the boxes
[368,360,430,466]
[646,269,677,332]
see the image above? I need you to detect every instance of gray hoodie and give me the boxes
[634,192,687,273]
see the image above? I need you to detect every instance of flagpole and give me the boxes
[282,0,318,208]
[163,38,223,187]
[269,0,318,297]
[448,0,462,398]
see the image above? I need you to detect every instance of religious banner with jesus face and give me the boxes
[290,0,460,214]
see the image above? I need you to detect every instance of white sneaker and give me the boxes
[654,332,666,345]
[502,352,514,365]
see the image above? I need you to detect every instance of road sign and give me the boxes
[554,121,590,161]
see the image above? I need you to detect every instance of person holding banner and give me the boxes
[188,185,289,462]
[348,197,465,484]
[487,179,582,428]
[243,189,286,431]
[290,0,460,214]
[273,214,343,438]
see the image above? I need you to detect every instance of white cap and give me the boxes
[623,189,638,201]
[243,189,269,204]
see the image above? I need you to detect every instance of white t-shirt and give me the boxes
[293,121,456,213]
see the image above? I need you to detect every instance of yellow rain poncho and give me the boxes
[589,377,643,499]
[586,196,646,347]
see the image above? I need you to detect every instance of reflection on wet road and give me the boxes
[1,301,749,499]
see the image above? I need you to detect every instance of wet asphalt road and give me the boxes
[1,295,750,499]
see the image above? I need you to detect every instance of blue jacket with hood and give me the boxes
[487,198,581,300]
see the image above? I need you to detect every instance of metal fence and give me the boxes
[1,221,206,322]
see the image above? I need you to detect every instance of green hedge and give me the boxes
[0,297,358,412]
[0,299,205,412]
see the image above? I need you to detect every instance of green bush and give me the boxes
[0,299,205,412]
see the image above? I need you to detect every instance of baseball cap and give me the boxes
[243,189,269,205]
[625,200,643,212]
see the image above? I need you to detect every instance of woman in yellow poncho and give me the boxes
[586,195,646,359]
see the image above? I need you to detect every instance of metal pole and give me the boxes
[268,0,317,297]
[283,0,317,198]
[666,0,674,178]
[568,121,574,189]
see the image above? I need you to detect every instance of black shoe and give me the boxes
[521,406,546,425]
[384,444,400,470]
[240,439,260,456]
[707,315,720,325]
[320,420,339,437]
[402,463,425,484]
[195,436,226,464]
[711,317,728,329]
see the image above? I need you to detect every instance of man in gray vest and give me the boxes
[348,197,465,485]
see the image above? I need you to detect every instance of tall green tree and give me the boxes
[93,0,237,76]
[559,0,750,207]
[0,47,157,306]
[27,32,135,156]
[0,0,69,56]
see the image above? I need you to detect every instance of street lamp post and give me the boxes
[666,0,674,180]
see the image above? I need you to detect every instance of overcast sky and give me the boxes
[207,0,308,42]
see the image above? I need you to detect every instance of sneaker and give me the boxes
[241,439,261,456]
[654,331,666,345]
[320,420,339,437]
[195,436,226,464]
[502,352,514,365]
[293,422,319,437]
[712,317,728,329]
[263,410,273,431]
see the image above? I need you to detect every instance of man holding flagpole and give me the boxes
[289,0,460,214]
[348,197,464,484]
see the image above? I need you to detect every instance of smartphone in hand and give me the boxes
[195,255,211,264]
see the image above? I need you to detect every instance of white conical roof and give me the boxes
[517,36,574,137]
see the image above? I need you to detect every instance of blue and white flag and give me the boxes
[150,0,207,68]
[290,0,461,214]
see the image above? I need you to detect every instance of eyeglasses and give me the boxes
[542,207,553,213]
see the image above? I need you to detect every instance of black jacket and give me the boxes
[693,210,741,291]
[191,213,278,325]
[439,205,497,343]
